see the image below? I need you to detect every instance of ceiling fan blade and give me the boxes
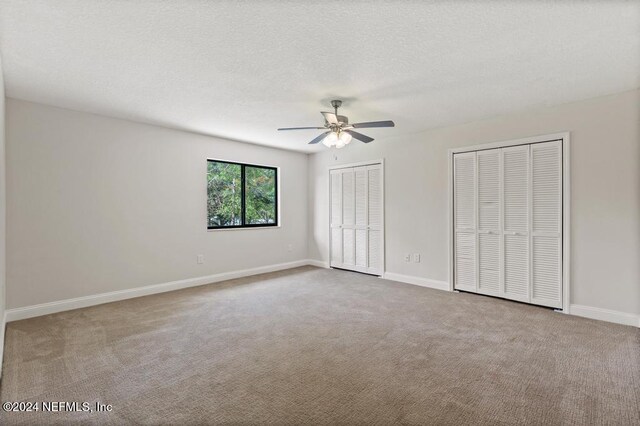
[345,130,374,143]
[278,126,326,131]
[321,112,339,125]
[308,131,331,144]
[351,120,395,129]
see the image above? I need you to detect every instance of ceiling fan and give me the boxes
[278,100,395,148]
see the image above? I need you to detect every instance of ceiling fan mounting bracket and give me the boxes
[329,100,347,125]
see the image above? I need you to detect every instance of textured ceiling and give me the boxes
[1,1,639,153]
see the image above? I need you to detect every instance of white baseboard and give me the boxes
[7,261,638,329]
[380,274,639,328]
[569,304,639,328]
[6,260,314,322]
[307,259,330,268]
[383,272,450,292]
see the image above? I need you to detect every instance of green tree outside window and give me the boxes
[207,160,277,228]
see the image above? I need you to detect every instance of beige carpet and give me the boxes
[1,266,638,425]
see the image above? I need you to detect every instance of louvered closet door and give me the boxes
[341,168,356,268]
[330,170,343,266]
[366,165,383,275]
[354,167,368,269]
[330,164,383,276]
[501,146,530,303]
[454,152,477,292]
[476,149,501,296]
[530,141,562,308]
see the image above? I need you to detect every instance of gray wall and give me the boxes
[5,90,640,321]
[309,90,640,316]
[6,99,308,309]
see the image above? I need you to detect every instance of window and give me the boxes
[207,160,278,229]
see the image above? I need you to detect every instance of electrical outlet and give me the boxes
[413,253,421,263]
[404,254,411,262]
[196,254,204,264]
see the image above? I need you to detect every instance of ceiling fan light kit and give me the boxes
[278,99,395,149]
[323,129,352,149]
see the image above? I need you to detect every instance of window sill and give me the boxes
[207,225,281,232]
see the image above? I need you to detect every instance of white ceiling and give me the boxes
[1,1,638,153]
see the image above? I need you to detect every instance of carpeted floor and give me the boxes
[1,266,638,425]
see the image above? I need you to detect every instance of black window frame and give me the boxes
[207,159,279,230]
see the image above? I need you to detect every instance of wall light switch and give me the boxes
[197,254,204,264]
[413,253,421,263]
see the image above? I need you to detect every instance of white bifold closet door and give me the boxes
[502,145,530,303]
[453,152,477,292]
[477,149,501,296]
[453,140,562,309]
[530,142,562,307]
[330,164,382,275]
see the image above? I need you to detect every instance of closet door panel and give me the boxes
[329,171,343,267]
[330,171,342,226]
[532,141,562,234]
[454,152,477,291]
[368,166,382,229]
[530,141,562,308]
[503,146,529,233]
[478,233,500,294]
[455,232,476,290]
[477,149,500,295]
[367,165,383,274]
[331,228,343,265]
[503,235,529,300]
[454,153,476,231]
[502,146,530,302]
[340,169,355,267]
[342,229,355,266]
[355,168,367,226]
[352,168,368,269]
[355,229,367,267]
[531,236,561,306]
[368,230,381,273]
[342,169,355,226]
[478,150,500,230]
